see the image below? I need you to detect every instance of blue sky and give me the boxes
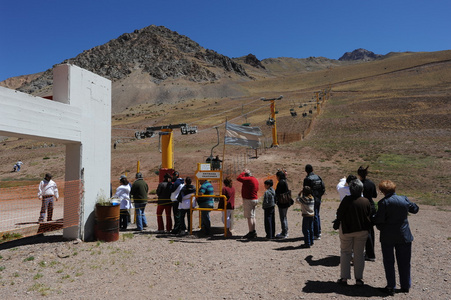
[1,0,450,81]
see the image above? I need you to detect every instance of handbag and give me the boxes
[277,190,293,205]
[332,218,340,230]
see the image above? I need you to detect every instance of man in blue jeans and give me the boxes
[303,164,325,240]
[198,180,214,236]
[130,172,149,231]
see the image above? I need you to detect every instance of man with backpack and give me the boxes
[303,164,325,240]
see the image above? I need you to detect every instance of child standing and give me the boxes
[297,186,315,248]
[221,177,236,237]
[262,179,276,239]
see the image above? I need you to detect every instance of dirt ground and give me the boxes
[1,196,449,299]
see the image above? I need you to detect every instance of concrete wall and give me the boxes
[0,64,111,241]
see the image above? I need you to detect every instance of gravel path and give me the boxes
[0,200,449,299]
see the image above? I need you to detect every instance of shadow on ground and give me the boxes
[0,234,64,250]
[305,254,340,267]
[303,280,388,297]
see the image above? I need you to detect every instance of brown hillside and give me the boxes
[1,50,450,206]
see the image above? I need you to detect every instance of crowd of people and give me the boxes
[103,163,418,296]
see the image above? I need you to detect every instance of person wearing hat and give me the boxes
[37,173,59,222]
[130,172,149,231]
[120,174,132,189]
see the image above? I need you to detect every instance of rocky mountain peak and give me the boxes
[242,54,266,69]
[17,25,249,94]
[338,48,382,61]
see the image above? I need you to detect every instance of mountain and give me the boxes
[12,25,255,112]
[338,48,382,61]
[9,25,357,113]
[0,25,405,113]
[0,73,43,90]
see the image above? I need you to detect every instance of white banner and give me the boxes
[225,122,262,149]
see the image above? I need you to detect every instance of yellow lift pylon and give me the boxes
[261,95,283,147]
[135,123,197,178]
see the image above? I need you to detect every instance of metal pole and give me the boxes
[161,129,173,169]
[270,100,279,147]
[261,95,282,147]
[316,92,320,114]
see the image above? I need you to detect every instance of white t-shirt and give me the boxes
[336,178,350,201]
[114,184,132,209]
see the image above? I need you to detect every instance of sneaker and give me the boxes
[313,236,321,240]
[300,244,311,248]
[276,233,288,239]
[355,279,364,286]
[156,230,165,234]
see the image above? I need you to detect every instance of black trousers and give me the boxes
[120,209,130,230]
[263,206,276,239]
[172,201,181,233]
[365,225,376,259]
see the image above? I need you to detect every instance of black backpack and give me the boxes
[307,174,325,197]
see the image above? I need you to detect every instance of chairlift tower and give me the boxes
[261,95,283,147]
[315,91,321,114]
[135,124,197,177]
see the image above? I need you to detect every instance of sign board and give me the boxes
[199,163,211,171]
[195,171,221,179]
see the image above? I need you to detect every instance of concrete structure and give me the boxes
[0,64,111,241]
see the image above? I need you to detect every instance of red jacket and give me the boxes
[237,172,259,200]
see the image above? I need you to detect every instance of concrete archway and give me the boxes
[0,64,111,241]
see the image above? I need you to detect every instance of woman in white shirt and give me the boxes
[114,177,132,230]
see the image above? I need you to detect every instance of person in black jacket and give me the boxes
[275,170,291,239]
[357,166,378,261]
[336,179,372,286]
[373,180,419,296]
[303,164,325,240]
[156,173,173,233]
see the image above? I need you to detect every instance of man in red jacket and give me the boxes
[237,169,259,239]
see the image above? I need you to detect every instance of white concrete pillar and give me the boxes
[0,64,111,241]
